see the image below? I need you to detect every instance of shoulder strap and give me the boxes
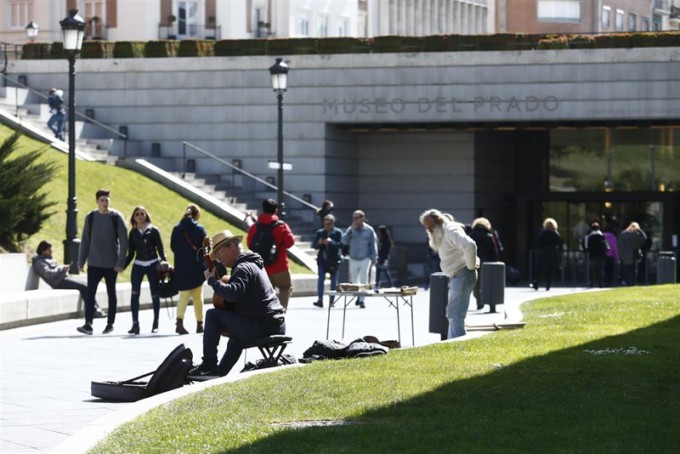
[87,211,119,242]
[182,230,198,251]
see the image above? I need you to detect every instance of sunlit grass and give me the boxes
[92,285,680,453]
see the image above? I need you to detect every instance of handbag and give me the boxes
[156,263,178,298]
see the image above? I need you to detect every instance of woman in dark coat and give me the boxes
[170,204,208,334]
[532,217,563,291]
[469,217,500,309]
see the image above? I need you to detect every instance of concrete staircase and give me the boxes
[0,86,117,164]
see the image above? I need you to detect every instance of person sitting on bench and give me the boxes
[189,230,286,378]
[32,240,104,317]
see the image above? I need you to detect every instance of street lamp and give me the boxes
[25,21,39,41]
[269,57,289,217]
[60,9,85,272]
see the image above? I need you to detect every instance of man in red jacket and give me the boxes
[247,199,296,311]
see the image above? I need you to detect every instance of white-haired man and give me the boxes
[420,209,478,338]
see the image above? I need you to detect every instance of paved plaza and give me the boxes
[0,286,590,453]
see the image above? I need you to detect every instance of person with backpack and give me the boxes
[47,88,65,140]
[77,188,128,335]
[246,199,296,311]
[584,221,609,288]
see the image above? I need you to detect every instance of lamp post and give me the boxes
[269,57,289,217]
[25,21,39,41]
[60,9,85,272]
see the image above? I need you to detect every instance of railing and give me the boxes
[181,141,318,214]
[0,73,128,156]
[158,24,221,40]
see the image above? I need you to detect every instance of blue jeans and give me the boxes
[130,262,161,322]
[47,111,65,139]
[446,268,478,339]
[317,261,338,302]
[202,308,286,376]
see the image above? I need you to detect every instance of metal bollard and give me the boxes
[657,251,677,284]
[429,272,449,340]
[481,262,505,313]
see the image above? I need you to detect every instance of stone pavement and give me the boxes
[0,286,591,453]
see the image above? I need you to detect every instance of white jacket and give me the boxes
[436,222,479,278]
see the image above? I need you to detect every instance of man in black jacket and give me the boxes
[189,230,286,378]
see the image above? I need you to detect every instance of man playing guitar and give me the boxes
[189,230,286,378]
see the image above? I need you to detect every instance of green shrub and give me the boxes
[21,43,51,60]
[317,37,360,54]
[422,35,451,52]
[144,40,179,58]
[267,38,317,55]
[49,42,66,59]
[594,33,632,48]
[568,34,596,49]
[81,41,115,59]
[537,36,569,50]
[113,41,146,58]
[372,36,423,53]
[177,40,215,57]
[214,39,267,56]
[448,34,477,51]
[655,30,680,47]
[478,33,534,51]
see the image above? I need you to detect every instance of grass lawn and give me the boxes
[92,285,680,453]
[1,126,312,278]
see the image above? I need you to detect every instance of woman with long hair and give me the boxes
[124,206,167,334]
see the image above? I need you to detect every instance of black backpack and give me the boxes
[250,221,282,266]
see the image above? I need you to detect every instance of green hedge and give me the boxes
[178,40,215,57]
[81,41,115,59]
[145,40,179,58]
[21,31,680,60]
[114,41,146,58]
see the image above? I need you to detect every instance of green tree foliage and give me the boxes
[0,131,57,251]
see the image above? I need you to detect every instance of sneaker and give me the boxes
[188,363,219,380]
[313,300,323,308]
[358,301,366,309]
[102,324,114,334]
[77,324,93,335]
[93,310,106,319]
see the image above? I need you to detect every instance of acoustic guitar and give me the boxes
[201,237,233,311]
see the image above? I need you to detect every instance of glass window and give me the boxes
[642,16,651,30]
[299,15,309,36]
[628,13,637,31]
[602,6,611,28]
[549,127,680,193]
[615,9,624,31]
[537,0,581,22]
[9,0,33,29]
[319,16,329,37]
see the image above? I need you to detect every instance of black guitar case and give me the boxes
[91,344,193,402]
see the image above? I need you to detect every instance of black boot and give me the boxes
[128,322,139,335]
[152,318,159,333]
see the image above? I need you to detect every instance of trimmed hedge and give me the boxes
[21,31,680,60]
[145,40,179,58]
[178,39,215,57]
[114,41,146,58]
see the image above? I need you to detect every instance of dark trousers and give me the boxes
[130,262,161,322]
[56,277,88,301]
[86,266,118,325]
[589,256,604,287]
[202,308,285,376]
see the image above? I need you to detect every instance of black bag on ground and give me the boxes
[250,221,282,266]
[91,344,193,402]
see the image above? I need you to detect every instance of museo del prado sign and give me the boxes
[322,95,560,116]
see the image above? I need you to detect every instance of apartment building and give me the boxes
[497,0,676,33]
[1,0,497,45]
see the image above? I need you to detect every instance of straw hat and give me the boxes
[211,230,243,252]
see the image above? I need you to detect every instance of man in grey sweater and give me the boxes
[77,189,128,335]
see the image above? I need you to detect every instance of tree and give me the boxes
[0,131,57,251]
